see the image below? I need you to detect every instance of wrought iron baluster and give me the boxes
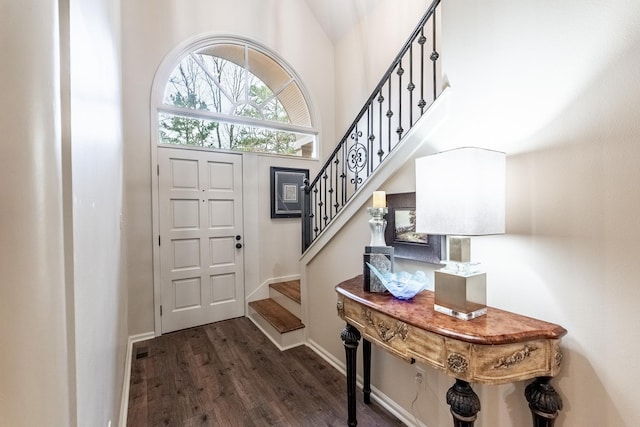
[397,59,404,141]
[334,156,340,213]
[387,78,392,155]
[322,170,328,226]
[327,163,335,220]
[377,91,384,162]
[318,186,322,237]
[418,26,427,115]
[409,44,415,127]
[313,185,319,236]
[431,7,439,102]
[302,179,310,249]
[341,144,347,207]
[348,128,366,192]
[367,106,373,175]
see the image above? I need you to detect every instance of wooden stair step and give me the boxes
[248,298,304,334]
[270,280,301,304]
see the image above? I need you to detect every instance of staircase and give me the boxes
[250,0,445,350]
[248,280,305,350]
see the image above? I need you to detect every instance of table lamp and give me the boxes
[415,147,505,320]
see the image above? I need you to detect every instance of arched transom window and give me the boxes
[156,39,316,158]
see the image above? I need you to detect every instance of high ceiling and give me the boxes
[302,0,384,43]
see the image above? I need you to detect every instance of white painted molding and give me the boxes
[305,339,346,374]
[118,332,155,427]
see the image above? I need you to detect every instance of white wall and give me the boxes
[0,0,72,425]
[121,0,335,335]
[306,0,640,426]
[0,0,127,426]
[68,0,128,425]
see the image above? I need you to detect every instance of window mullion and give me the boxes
[243,45,249,105]
[189,53,235,107]
[158,104,316,135]
[269,77,295,99]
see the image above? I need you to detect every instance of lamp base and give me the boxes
[434,270,487,320]
[434,304,487,320]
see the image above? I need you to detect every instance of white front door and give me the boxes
[157,147,244,333]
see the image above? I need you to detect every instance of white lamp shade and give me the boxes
[415,147,505,236]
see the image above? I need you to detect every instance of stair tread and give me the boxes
[270,280,301,304]
[249,298,304,333]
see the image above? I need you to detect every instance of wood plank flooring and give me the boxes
[127,317,405,426]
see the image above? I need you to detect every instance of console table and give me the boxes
[336,275,567,427]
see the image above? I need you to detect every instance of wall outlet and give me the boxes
[414,366,425,384]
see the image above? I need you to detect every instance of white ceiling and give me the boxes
[303,0,384,43]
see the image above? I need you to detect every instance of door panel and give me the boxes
[158,147,244,333]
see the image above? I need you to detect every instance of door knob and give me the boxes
[235,235,241,241]
[236,243,242,249]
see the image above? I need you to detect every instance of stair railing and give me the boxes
[302,0,442,252]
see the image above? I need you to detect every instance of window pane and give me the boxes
[261,98,290,124]
[233,104,261,119]
[159,113,218,147]
[164,56,213,112]
[249,78,273,106]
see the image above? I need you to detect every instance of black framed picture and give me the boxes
[270,167,309,218]
[384,192,445,264]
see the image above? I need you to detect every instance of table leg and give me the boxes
[363,338,371,404]
[446,379,481,427]
[341,323,361,427]
[525,376,563,427]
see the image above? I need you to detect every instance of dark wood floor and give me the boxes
[127,317,405,426]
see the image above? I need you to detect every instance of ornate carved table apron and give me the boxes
[336,276,567,427]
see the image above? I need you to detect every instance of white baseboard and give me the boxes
[118,332,155,427]
[305,338,425,427]
[305,338,346,375]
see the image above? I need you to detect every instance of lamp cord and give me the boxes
[410,377,423,426]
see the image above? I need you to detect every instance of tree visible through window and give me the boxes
[157,41,315,158]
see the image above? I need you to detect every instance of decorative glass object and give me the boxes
[363,246,394,293]
[366,263,431,300]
